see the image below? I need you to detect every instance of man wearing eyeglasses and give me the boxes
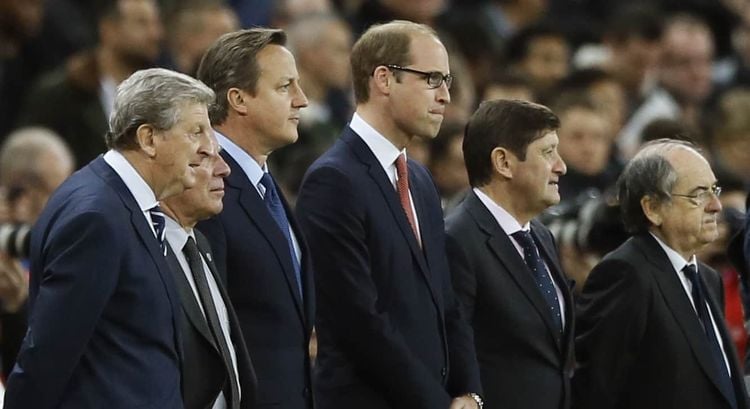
[296,20,482,409]
[574,139,749,409]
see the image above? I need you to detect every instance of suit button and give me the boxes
[303,387,310,398]
[441,368,447,377]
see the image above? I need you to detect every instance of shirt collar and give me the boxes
[215,130,267,188]
[473,188,531,234]
[349,112,405,174]
[649,232,697,273]
[103,149,158,212]
[164,215,194,253]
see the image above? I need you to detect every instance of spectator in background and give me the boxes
[710,88,750,187]
[162,1,239,76]
[273,12,353,198]
[349,0,448,36]
[551,93,621,202]
[0,127,73,378]
[619,13,715,159]
[505,22,571,98]
[429,121,469,212]
[0,0,45,139]
[558,68,627,141]
[601,4,663,116]
[17,0,163,168]
[481,70,534,102]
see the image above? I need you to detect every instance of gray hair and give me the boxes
[617,138,699,233]
[107,68,215,150]
[0,127,73,187]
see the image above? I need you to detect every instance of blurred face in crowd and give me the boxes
[588,79,626,132]
[170,6,238,75]
[431,132,469,198]
[163,135,230,225]
[508,130,566,217]
[239,44,308,155]
[388,33,451,143]
[149,101,214,199]
[557,107,611,176]
[380,0,447,23]
[315,20,353,90]
[645,147,721,257]
[10,148,73,224]
[107,0,163,68]
[659,23,714,104]
[520,35,570,91]
[0,0,43,43]
[483,83,534,103]
[608,36,661,92]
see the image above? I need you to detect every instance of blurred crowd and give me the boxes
[2,0,750,370]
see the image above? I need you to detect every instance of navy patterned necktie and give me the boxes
[259,172,303,298]
[511,230,563,333]
[148,205,167,256]
[682,264,737,409]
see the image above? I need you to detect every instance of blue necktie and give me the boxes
[149,205,167,256]
[259,173,303,298]
[683,264,737,409]
[511,230,563,333]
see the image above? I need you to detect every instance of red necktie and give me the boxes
[395,153,420,245]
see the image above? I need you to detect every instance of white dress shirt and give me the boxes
[349,113,421,241]
[103,150,160,238]
[650,233,731,374]
[474,188,566,327]
[164,216,241,409]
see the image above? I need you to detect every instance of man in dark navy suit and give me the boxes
[4,68,215,409]
[196,28,315,409]
[296,20,482,409]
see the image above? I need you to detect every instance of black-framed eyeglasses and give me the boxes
[385,64,453,89]
[671,185,722,206]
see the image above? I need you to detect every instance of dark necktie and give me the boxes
[184,237,241,409]
[682,264,737,409]
[511,230,563,333]
[148,205,167,256]
[395,154,421,245]
[259,172,303,298]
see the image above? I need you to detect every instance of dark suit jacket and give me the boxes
[197,151,314,409]
[295,128,481,409]
[5,156,183,409]
[166,230,257,409]
[445,191,575,409]
[574,233,750,409]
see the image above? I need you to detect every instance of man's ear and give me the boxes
[135,124,158,158]
[372,66,392,96]
[227,88,248,115]
[641,195,663,226]
[491,147,513,179]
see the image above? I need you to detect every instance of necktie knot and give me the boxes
[148,205,166,256]
[511,230,535,252]
[259,172,277,202]
[682,264,698,282]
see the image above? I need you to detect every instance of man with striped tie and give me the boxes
[4,68,214,409]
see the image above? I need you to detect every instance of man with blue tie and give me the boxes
[195,28,315,409]
[445,99,574,409]
[296,20,482,409]
[4,68,215,409]
[574,139,750,409]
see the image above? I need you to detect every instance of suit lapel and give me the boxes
[342,130,440,306]
[221,152,306,324]
[637,235,736,405]
[165,246,217,350]
[91,157,184,359]
[465,192,562,346]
